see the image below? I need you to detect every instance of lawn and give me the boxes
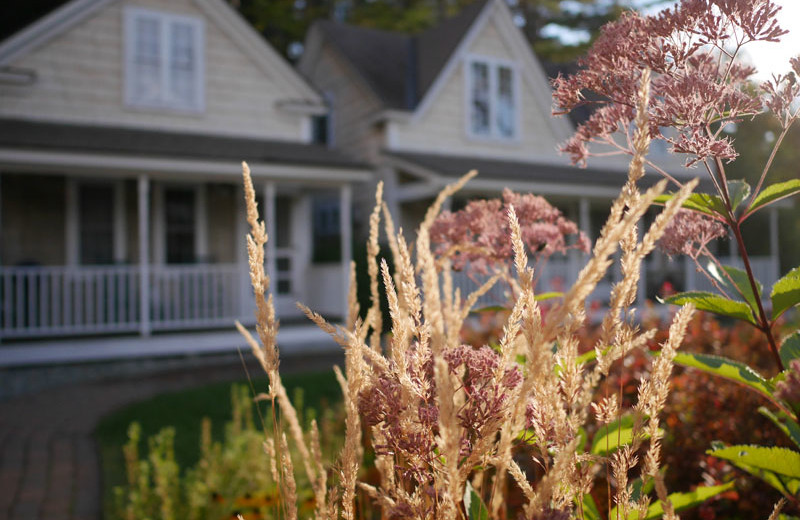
[95,369,342,517]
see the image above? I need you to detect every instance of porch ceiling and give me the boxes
[383,150,715,195]
[0,118,371,181]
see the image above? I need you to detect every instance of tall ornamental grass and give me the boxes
[235,68,732,519]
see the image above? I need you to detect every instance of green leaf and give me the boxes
[707,263,762,311]
[771,267,800,320]
[535,291,563,301]
[746,179,800,217]
[727,180,751,213]
[609,482,734,520]
[758,407,800,449]
[663,291,756,325]
[780,331,800,367]
[655,192,727,220]
[463,481,489,520]
[577,493,601,520]
[471,305,509,314]
[709,445,800,479]
[673,352,774,399]
[590,415,656,456]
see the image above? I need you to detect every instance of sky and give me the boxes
[740,0,800,80]
[640,0,800,80]
[544,0,800,80]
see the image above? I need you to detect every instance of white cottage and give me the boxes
[0,0,371,345]
[298,0,782,302]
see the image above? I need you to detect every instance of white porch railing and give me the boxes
[0,263,244,339]
[449,255,779,310]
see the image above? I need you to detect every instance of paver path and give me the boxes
[0,352,343,520]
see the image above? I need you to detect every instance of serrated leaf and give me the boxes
[707,263,761,311]
[727,180,751,213]
[709,445,800,479]
[663,291,756,325]
[463,481,489,520]
[771,267,800,320]
[655,192,727,219]
[590,415,656,456]
[746,179,800,217]
[577,494,601,520]
[471,305,510,314]
[609,482,734,520]
[674,352,774,399]
[759,407,800,449]
[780,331,800,367]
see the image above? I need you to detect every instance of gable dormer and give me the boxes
[299,0,573,164]
[0,0,325,141]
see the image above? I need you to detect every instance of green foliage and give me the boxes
[727,180,752,216]
[578,493,601,520]
[662,291,756,325]
[707,263,762,311]
[589,414,655,457]
[758,407,800,449]
[654,192,727,220]
[780,331,800,367]
[745,179,800,218]
[672,352,774,400]
[708,445,800,496]
[772,267,800,320]
[463,481,489,520]
[608,483,735,520]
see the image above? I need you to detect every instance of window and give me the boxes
[124,7,204,112]
[312,196,341,263]
[165,189,195,264]
[467,57,517,139]
[79,184,114,265]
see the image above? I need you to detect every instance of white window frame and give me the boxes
[464,55,520,141]
[124,6,205,113]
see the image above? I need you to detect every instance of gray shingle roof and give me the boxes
[0,119,368,170]
[316,0,488,110]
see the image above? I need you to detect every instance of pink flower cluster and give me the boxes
[657,209,726,258]
[357,343,520,494]
[552,0,793,167]
[430,189,590,276]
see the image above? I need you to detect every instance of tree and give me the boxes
[725,112,800,271]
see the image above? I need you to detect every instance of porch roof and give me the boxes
[383,150,714,193]
[0,118,368,170]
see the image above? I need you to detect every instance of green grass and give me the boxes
[95,370,341,517]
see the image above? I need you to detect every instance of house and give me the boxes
[0,0,372,348]
[297,0,782,302]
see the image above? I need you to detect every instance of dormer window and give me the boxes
[124,7,205,112]
[466,57,517,140]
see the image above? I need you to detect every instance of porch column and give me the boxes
[340,184,352,318]
[263,182,277,295]
[235,186,251,319]
[65,179,78,266]
[138,175,151,337]
[195,184,209,262]
[684,256,696,292]
[113,180,127,263]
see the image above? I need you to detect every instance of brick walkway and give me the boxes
[0,352,343,520]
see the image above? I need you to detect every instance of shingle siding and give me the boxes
[0,0,306,141]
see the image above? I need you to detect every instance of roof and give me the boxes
[0,119,368,170]
[315,0,488,110]
[384,150,713,191]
